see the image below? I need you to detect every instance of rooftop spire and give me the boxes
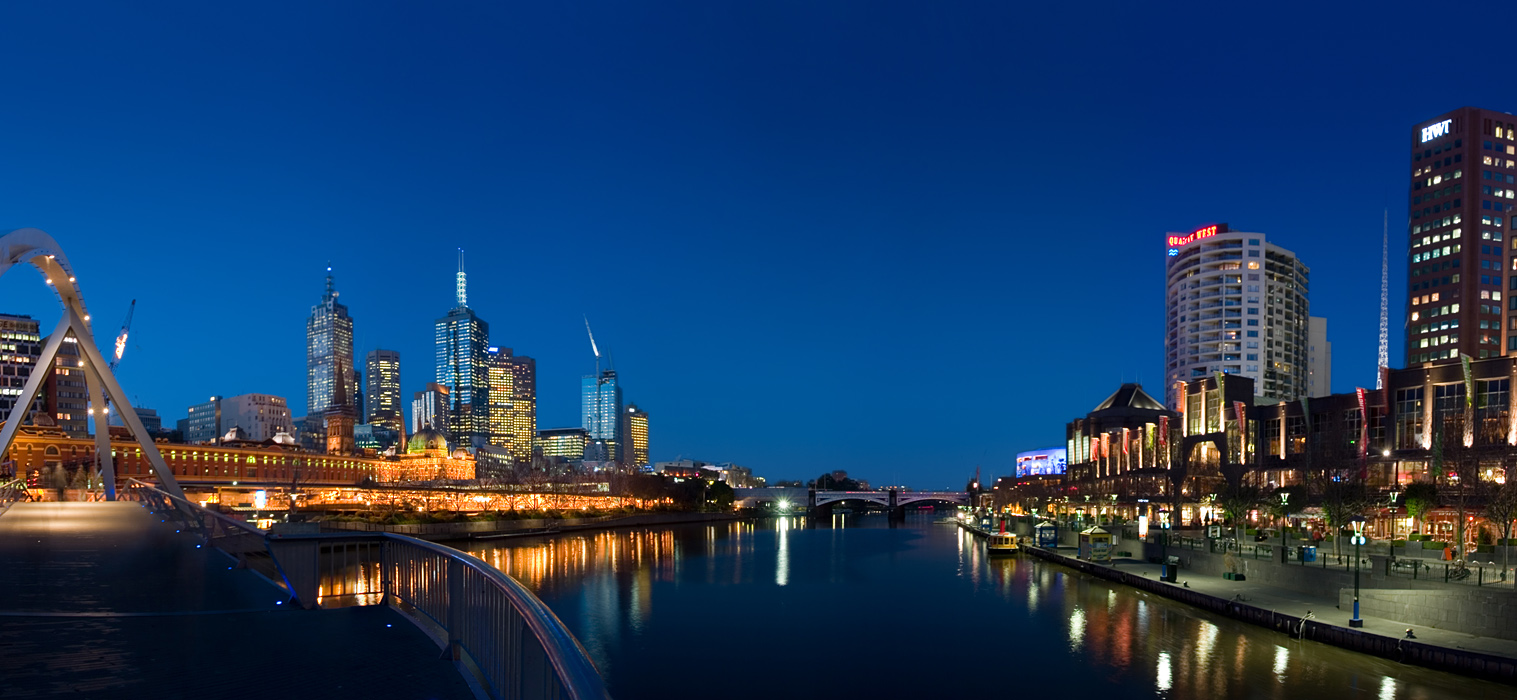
[455,248,467,308]
[331,357,348,408]
[325,264,335,299]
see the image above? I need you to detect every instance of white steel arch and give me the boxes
[0,228,185,502]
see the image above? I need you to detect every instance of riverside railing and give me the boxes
[123,479,611,700]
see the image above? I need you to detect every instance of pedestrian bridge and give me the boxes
[733,487,968,512]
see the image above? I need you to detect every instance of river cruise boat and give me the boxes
[988,533,1020,555]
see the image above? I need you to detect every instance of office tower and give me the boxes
[535,427,589,460]
[411,382,449,435]
[218,393,293,442]
[485,346,515,454]
[0,315,44,424]
[1408,108,1517,363]
[364,349,403,432]
[43,335,87,437]
[1164,224,1310,406]
[509,355,536,466]
[581,369,623,462]
[354,369,364,422]
[435,251,489,447]
[1307,316,1332,398]
[624,403,649,468]
[186,396,223,443]
[306,269,355,446]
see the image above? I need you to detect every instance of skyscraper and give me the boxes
[412,382,449,435]
[185,396,223,444]
[1164,224,1311,405]
[219,393,292,442]
[581,369,623,462]
[435,251,490,447]
[307,269,355,446]
[0,314,45,426]
[45,335,87,438]
[625,403,649,468]
[1407,108,1514,363]
[365,349,403,432]
[509,355,536,466]
[485,346,515,455]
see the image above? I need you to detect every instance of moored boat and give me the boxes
[988,532,1020,555]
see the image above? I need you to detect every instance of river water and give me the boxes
[451,514,1508,699]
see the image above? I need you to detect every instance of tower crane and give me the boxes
[110,299,136,371]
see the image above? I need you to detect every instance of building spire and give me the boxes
[455,248,467,308]
[325,264,335,300]
[1378,210,1389,388]
[332,357,348,408]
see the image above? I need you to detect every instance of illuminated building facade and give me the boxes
[0,314,44,424]
[486,346,515,456]
[536,427,588,460]
[306,269,356,446]
[219,393,292,442]
[581,369,622,463]
[1406,107,1517,363]
[364,349,403,432]
[624,403,648,468]
[324,361,357,456]
[411,382,449,435]
[1164,224,1311,406]
[435,258,490,447]
[45,335,86,437]
[186,396,223,444]
[509,355,536,466]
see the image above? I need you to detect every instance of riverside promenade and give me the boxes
[1027,544,1517,682]
[0,501,475,699]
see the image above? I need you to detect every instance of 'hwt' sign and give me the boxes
[1421,119,1452,143]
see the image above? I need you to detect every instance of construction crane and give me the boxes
[110,299,136,371]
[584,316,603,440]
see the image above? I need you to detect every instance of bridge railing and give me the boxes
[123,479,611,700]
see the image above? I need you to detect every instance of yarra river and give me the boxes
[449,514,1504,699]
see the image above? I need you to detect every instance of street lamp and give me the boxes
[1159,507,1175,582]
[1349,515,1367,628]
[1279,491,1291,564]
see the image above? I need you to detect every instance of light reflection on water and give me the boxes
[325,514,1507,699]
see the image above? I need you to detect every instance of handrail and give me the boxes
[124,478,611,700]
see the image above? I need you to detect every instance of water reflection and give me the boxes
[316,515,1505,699]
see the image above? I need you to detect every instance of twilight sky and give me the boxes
[0,2,1506,487]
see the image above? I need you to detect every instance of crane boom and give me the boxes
[111,299,136,370]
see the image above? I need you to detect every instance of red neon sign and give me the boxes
[1166,224,1225,247]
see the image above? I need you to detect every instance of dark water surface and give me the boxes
[453,514,1513,700]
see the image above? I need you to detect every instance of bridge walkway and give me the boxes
[0,501,476,699]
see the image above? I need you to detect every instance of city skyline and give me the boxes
[4,4,1516,486]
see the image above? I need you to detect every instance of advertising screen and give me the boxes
[1015,447,1067,479]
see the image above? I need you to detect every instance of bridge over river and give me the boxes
[733,487,968,515]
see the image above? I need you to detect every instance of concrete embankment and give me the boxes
[1023,545,1517,684]
[319,511,740,540]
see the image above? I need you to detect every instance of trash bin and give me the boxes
[1300,545,1317,563]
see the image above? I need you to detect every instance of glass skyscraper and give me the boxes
[306,269,355,438]
[509,355,536,466]
[581,369,622,462]
[365,349,403,433]
[436,252,490,447]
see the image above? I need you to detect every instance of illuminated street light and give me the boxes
[1349,515,1367,628]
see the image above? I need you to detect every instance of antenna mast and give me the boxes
[1378,210,1389,388]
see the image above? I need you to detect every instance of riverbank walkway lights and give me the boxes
[1350,515,1367,628]
[1280,492,1291,564]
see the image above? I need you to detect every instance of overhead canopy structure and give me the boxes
[0,228,185,502]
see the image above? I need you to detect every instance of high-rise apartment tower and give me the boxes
[365,349,403,433]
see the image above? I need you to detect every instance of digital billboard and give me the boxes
[1015,447,1067,479]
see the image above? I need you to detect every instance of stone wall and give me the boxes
[1341,588,1517,641]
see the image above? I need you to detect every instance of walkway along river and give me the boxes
[329,513,1513,698]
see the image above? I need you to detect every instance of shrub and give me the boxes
[1392,539,1408,548]
[1427,541,1449,550]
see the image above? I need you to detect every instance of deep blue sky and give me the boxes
[0,2,1504,488]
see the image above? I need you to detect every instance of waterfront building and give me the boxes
[509,355,536,466]
[0,314,45,424]
[44,336,86,438]
[1065,383,1180,505]
[624,403,649,468]
[1164,224,1310,406]
[306,269,356,447]
[185,396,223,444]
[535,427,589,460]
[1406,107,1517,363]
[486,347,515,454]
[396,427,475,481]
[581,369,622,463]
[435,253,489,448]
[364,349,403,432]
[216,394,291,443]
[411,382,449,435]
[1307,316,1332,398]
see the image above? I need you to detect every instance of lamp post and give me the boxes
[1279,491,1291,564]
[1350,515,1367,628]
[1159,507,1174,582]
